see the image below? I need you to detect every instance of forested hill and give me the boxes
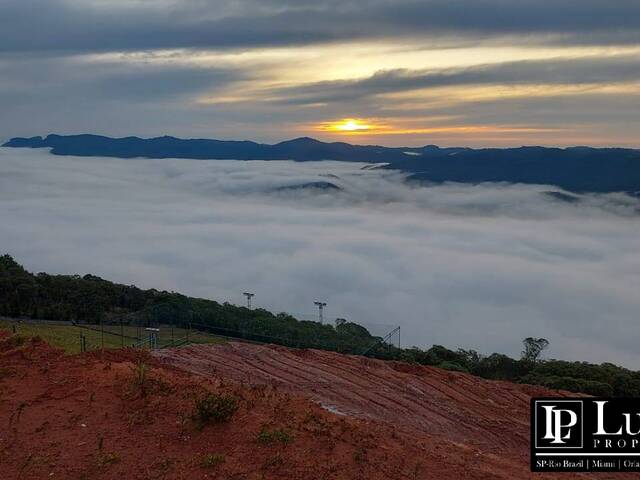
[3,253,640,397]
[0,254,377,354]
[4,134,640,193]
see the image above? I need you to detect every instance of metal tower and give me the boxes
[314,301,327,324]
[243,292,255,309]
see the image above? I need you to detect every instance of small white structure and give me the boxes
[145,327,160,349]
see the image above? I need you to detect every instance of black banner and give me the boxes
[532,397,640,472]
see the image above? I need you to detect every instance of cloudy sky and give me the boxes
[1,0,640,146]
[2,148,639,366]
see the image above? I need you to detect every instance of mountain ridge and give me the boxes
[4,133,640,193]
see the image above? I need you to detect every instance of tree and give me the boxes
[457,348,483,370]
[521,337,549,364]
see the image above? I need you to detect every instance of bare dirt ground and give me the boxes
[155,342,640,480]
[155,342,547,447]
[0,332,634,479]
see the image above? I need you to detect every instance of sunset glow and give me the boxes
[324,119,374,132]
[1,1,639,147]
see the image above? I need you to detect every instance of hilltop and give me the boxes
[0,330,624,480]
[4,254,640,399]
[4,134,640,193]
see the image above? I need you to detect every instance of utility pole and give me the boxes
[243,292,255,309]
[314,301,327,324]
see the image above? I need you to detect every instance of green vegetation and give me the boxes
[0,318,118,353]
[192,393,239,428]
[95,452,120,467]
[2,253,640,397]
[95,434,120,468]
[199,453,226,469]
[132,361,148,391]
[0,254,377,353]
[0,332,28,350]
[0,318,223,354]
[256,427,294,446]
[385,340,640,397]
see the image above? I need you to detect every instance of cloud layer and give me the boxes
[1,148,639,367]
[274,55,640,105]
[1,0,640,146]
[2,0,640,53]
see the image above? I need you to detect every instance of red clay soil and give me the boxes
[155,342,548,448]
[155,342,640,480]
[0,334,632,480]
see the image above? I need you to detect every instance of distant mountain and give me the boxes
[399,146,640,194]
[274,181,342,192]
[4,134,640,193]
[2,134,415,162]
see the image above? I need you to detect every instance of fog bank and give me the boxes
[1,148,638,366]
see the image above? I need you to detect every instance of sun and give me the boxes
[324,118,373,132]
[314,117,390,134]
[335,119,371,131]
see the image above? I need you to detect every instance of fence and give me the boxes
[0,317,195,354]
[0,316,400,357]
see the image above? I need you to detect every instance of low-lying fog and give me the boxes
[1,148,639,367]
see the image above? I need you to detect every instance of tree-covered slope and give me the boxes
[3,253,640,396]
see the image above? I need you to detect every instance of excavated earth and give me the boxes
[156,342,547,448]
[155,342,638,480]
[0,331,635,479]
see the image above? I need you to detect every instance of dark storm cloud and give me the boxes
[0,53,252,140]
[271,55,640,105]
[0,55,245,100]
[93,65,245,101]
[1,0,640,54]
[428,93,640,126]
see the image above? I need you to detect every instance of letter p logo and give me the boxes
[542,406,578,443]
[534,400,583,449]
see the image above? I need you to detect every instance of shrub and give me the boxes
[520,374,614,396]
[426,345,467,366]
[200,453,225,468]
[0,334,28,352]
[96,452,120,467]
[473,353,529,380]
[256,427,293,445]
[132,361,148,390]
[437,361,469,373]
[192,393,238,428]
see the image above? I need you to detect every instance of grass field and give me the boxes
[0,318,225,354]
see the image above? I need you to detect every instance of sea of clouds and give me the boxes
[1,147,639,366]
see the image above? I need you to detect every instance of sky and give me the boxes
[2,148,639,367]
[1,0,640,147]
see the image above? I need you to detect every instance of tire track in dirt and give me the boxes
[261,347,463,432]
[154,342,555,451]
[282,349,527,445]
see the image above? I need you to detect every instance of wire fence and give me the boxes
[0,316,400,357]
